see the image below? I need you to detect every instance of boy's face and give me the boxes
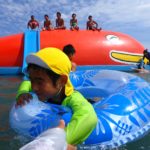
[89,17,92,21]
[57,13,61,18]
[31,16,34,20]
[72,14,76,19]
[28,68,61,101]
[45,16,48,20]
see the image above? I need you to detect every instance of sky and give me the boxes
[0,0,150,48]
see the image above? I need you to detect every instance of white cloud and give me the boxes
[72,0,150,28]
[0,0,150,49]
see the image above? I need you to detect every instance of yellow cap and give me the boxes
[26,47,74,96]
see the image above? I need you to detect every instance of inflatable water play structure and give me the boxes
[10,70,150,149]
[0,30,146,74]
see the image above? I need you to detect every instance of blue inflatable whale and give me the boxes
[10,70,150,149]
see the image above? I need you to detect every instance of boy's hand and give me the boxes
[16,93,32,107]
[67,145,77,150]
[58,120,65,129]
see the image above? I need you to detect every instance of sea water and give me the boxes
[1,72,150,150]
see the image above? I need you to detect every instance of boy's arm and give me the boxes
[94,21,98,28]
[20,120,68,150]
[76,19,78,26]
[44,21,46,28]
[56,19,58,27]
[86,22,89,30]
[70,19,72,27]
[49,20,52,26]
[16,80,32,101]
[62,19,65,26]
[62,91,97,145]
[37,21,39,28]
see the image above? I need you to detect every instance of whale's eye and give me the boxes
[106,35,122,45]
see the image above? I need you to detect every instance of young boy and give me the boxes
[63,44,77,71]
[27,15,39,30]
[143,49,150,64]
[70,13,79,31]
[42,14,53,31]
[86,15,101,31]
[16,48,97,148]
[55,12,66,30]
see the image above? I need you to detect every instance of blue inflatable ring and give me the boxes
[10,70,150,149]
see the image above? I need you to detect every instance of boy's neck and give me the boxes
[47,87,66,105]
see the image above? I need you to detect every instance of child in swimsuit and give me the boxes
[70,13,79,31]
[27,15,39,30]
[16,47,97,149]
[42,14,53,31]
[87,15,102,31]
[143,49,150,64]
[55,12,66,30]
[63,44,77,71]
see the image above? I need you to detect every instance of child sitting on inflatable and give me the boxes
[136,49,150,72]
[55,12,66,30]
[70,13,79,31]
[87,15,102,31]
[16,47,97,149]
[42,14,53,31]
[134,58,149,73]
[143,49,150,64]
[63,44,77,71]
[27,15,39,30]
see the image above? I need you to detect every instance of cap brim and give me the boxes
[26,54,49,69]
